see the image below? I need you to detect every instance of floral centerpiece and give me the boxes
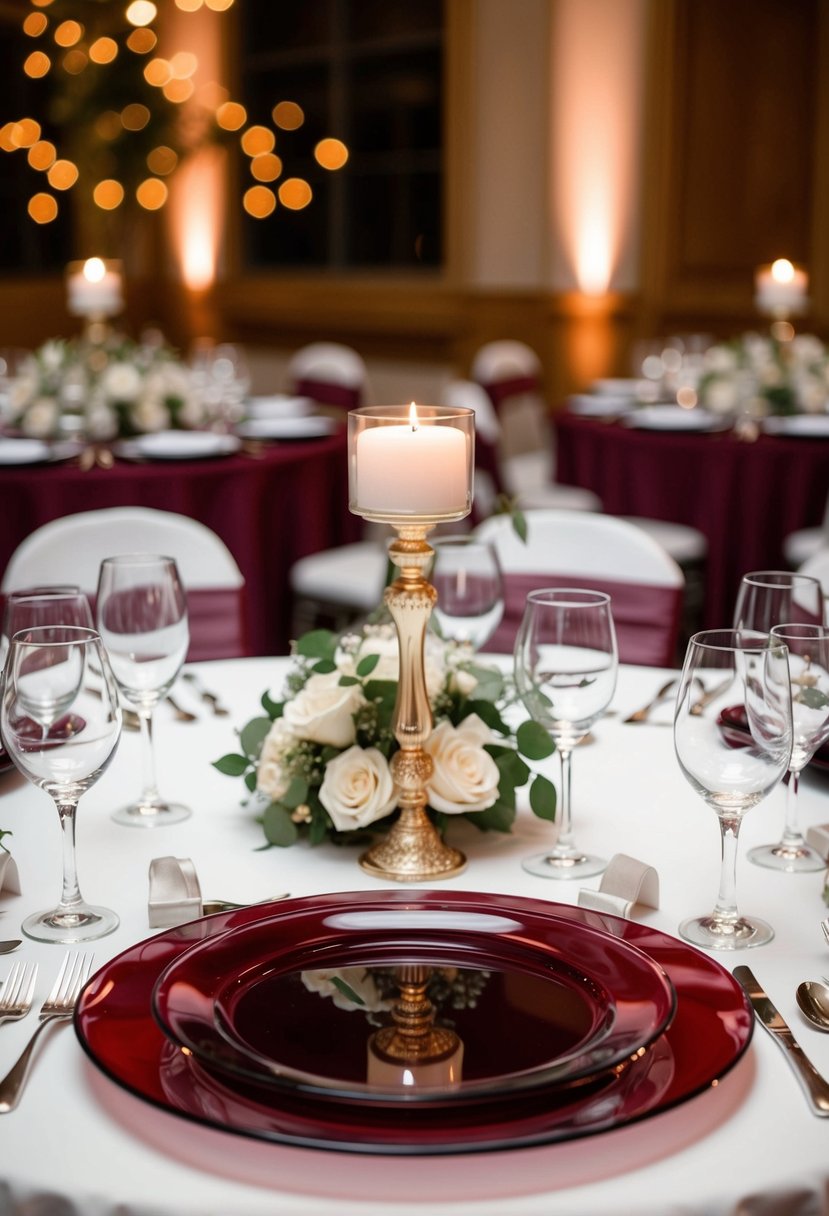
[214,622,556,851]
[302,965,490,1025]
[6,333,207,441]
[698,332,829,417]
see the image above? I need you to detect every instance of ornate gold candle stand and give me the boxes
[367,964,463,1089]
[348,404,475,882]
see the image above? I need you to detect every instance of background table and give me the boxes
[1,656,828,1215]
[0,432,357,654]
[555,413,829,628]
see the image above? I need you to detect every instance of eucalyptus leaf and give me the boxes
[262,803,299,847]
[212,753,250,777]
[282,775,309,809]
[296,629,338,661]
[517,719,556,760]
[312,658,337,674]
[244,769,258,793]
[467,800,516,833]
[529,773,557,821]
[330,975,367,1006]
[240,716,272,760]
[495,749,530,789]
[795,685,829,710]
[260,690,282,719]
[356,652,381,677]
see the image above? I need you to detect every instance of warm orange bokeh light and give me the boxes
[175,0,203,9]
[12,119,41,148]
[23,13,48,36]
[278,178,312,210]
[127,28,156,53]
[136,177,168,209]
[95,111,121,140]
[272,101,304,130]
[0,124,18,152]
[24,51,51,77]
[126,1,157,27]
[121,103,151,130]
[62,48,87,74]
[27,139,56,171]
[28,192,58,223]
[147,145,178,175]
[771,258,795,284]
[243,185,276,218]
[144,57,171,87]
[89,37,118,64]
[163,78,194,103]
[93,179,125,209]
[47,159,78,189]
[216,101,246,131]
[169,51,197,78]
[240,125,274,157]
[54,20,82,47]
[31,0,54,8]
[205,0,234,9]
[250,152,282,182]
[315,138,348,170]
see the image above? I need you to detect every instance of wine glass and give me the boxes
[96,555,191,827]
[674,629,793,950]
[748,623,829,872]
[431,536,504,651]
[1,586,92,669]
[1,625,121,942]
[733,570,825,633]
[514,588,618,879]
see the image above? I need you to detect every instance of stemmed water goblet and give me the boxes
[514,588,618,879]
[431,536,504,651]
[1,586,93,667]
[1,625,121,942]
[674,629,793,950]
[95,555,191,827]
[746,623,829,872]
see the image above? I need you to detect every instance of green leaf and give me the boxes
[364,679,398,710]
[467,800,516,833]
[312,659,337,674]
[338,675,361,686]
[0,828,11,854]
[240,716,272,759]
[212,753,250,777]
[495,749,531,789]
[529,773,557,821]
[282,775,309,809]
[330,975,366,1006]
[795,685,829,710]
[244,770,258,792]
[461,698,509,734]
[296,629,338,661]
[463,664,504,702]
[516,720,555,760]
[356,652,381,677]
[262,803,299,847]
[260,690,282,719]
[511,508,528,544]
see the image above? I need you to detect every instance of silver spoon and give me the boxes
[796,980,829,1032]
[0,941,21,955]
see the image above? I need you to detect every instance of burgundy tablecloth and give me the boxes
[0,430,357,655]
[555,414,829,628]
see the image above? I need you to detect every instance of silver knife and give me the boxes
[734,965,829,1116]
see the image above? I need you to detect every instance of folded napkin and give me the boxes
[148,856,202,928]
[0,849,21,898]
[577,853,659,919]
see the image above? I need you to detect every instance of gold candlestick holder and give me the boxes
[348,404,475,883]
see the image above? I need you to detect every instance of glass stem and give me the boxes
[138,705,162,808]
[713,814,741,928]
[55,797,83,914]
[780,768,806,848]
[551,747,579,859]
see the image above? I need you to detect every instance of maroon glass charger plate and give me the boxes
[74,890,754,1155]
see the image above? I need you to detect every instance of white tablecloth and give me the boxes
[1,656,828,1216]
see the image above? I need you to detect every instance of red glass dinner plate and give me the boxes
[152,898,676,1105]
[74,891,753,1155]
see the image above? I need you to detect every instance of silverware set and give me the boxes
[0,953,93,1112]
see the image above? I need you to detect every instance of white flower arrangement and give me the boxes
[214,622,556,850]
[6,333,209,441]
[698,332,829,417]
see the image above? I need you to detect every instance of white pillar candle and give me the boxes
[66,257,124,318]
[356,407,468,516]
[754,259,808,316]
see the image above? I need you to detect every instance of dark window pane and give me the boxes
[349,50,442,155]
[347,0,442,40]
[242,0,333,57]
[347,170,440,267]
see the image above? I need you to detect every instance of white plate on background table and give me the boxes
[235,416,337,441]
[624,406,726,432]
[245,395,314,421]
[567,394,636,417]
[761,413,829,438]
[0,437,79,464]
[115,431,242,461]
[591,378,643,397]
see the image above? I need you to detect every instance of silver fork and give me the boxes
[165,693,198,723]
[0,962,37,1025]
[0,953,93,1113]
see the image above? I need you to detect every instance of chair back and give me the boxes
[470,340,543,409]
[474,510,684,666]
[1,507,249,661]
[443,379,504,510]
[799,547,829,603]
[288,342,366,410]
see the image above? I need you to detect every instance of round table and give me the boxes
[0,431,357,654]
[554,413,829,628]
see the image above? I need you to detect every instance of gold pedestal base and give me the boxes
[360,807,466,882]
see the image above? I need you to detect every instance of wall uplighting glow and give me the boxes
[170,147,225,289]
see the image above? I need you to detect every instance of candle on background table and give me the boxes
[66,257,124,319]
[355,403,469,516]
[754,258,809,317]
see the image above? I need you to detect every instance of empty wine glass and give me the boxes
[1,586,92,669]
[747,623,829,872]
[431,536,504,651]
[514,589,618,879]
[96,555,190,827]
[1,625,121,942]
[674,629,793,950]
[733,570,825,633]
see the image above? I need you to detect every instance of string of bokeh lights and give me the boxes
[1,0,349,227]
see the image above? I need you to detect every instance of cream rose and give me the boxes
[301,967,393,1013]
[425,713,500,814]
[256,717,295,801]
[318,745,397,830]
[282,670,365,748]
[357,631,447,699]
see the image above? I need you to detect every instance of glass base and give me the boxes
[112,801,192,828]
[679,913,774,951]
[522,849,607,881]
[747,841,825,873]
[22,903,119,944]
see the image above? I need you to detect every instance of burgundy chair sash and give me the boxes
[185,587,251,662]
[294,377,362,411]
[485,573,683,668]
[482,374,542,411]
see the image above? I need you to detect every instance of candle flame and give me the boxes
[83,256,106,283]
[771,258,795,284]
[409,401,418,430]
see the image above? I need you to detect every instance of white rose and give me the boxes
[704,346,738,374]
[425,713,500,815]
[257,717,295,801]
[101,362,143,402]
[318,745,397,830]
[703,377,739,415]
[357,631,447,699]
[301,967,393,1013]
[85,403,118,440]
[130,395,171,433]
[21,397,58,437]
[283,670,365,747]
